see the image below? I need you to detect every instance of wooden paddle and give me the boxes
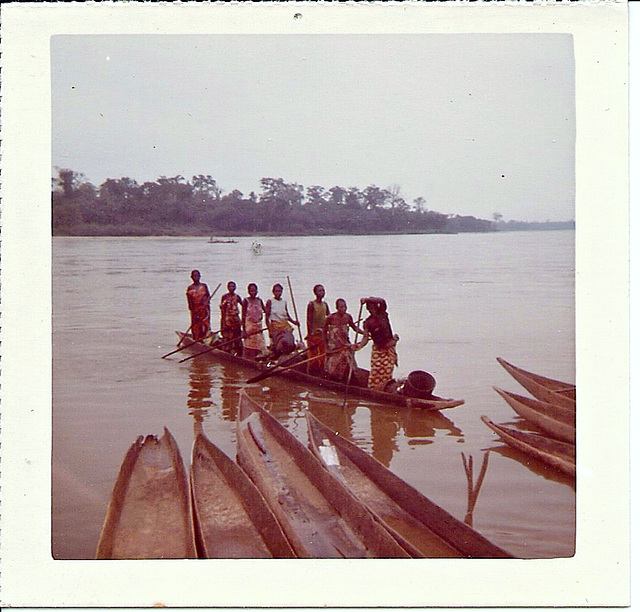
[162,282,222,358]
[161,329,221,359]
[179,327,268,363]
[286,275,304,345]
[246,344,352,385]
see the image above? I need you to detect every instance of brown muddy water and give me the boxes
[52,231,575,559]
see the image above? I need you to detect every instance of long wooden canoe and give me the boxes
[497,357,576,410]
[190,432,296,558]
[96,428,197,559]
[481,416,576,478]
[306,412,513,558]
[176,332,464,412]
[493,387,576,444]
[236,390,411,558]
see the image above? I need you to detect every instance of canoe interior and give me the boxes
[96,428,197,559]
[176,332,463,412]
[190,433,295,558]
[306,412,513,558]
[493,387,576,444]
[236,390,410,558]
[482,416,575,478]
[497,357,576,410]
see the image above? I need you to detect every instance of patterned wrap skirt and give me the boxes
[368,345,398,391]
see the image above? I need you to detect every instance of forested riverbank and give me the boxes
[52,169,573,236]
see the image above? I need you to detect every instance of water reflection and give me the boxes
[186,352,464,470]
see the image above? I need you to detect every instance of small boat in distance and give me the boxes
[175,332,464,412]
[497,357,576,410]
[208,237,238,243]
[190,432,295,558]
[494,386,575,444]
[306,412,513,558]
[236,390,410,558]
[481,416,576,478]
[96,428,197,559]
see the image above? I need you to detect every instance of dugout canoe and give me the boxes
[481,416,576,478]
[96,428,197,559]
[175,332,464,412]
[236,390,411,558]
[497,357,576,410]
[306,412,513,558]
[190,432,296,558]
[493,386,576,444]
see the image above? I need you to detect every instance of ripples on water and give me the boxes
[53,232,575,559]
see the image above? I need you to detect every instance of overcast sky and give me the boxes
[52,34,575,222]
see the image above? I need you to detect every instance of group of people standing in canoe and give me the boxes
[186,270,400,392]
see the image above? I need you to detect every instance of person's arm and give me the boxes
[306,302,314,338]
[241,298,248,329]
[265,299,272,330]
[347,314,364,336]
[286,302,299,327]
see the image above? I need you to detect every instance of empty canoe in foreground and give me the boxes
[481,416,576,478]
[190,432,295,558]
[96,428,197,559]
[306,412,512,558]
[493,387,576,444]
[497,357,576,410]
[236,390,410,558]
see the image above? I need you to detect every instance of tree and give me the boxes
[192,175,222,201]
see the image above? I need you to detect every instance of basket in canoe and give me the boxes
[175,332,464,412]
[481,416,576,478]
[497,357,576,410]
[494,386,575,444]
[235,390,411,558]
[190,432,295,558]
[306,411,513,558]
[96,428,197,559]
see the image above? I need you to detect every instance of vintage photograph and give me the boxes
[51,32,577,561]
[1,2,629,607]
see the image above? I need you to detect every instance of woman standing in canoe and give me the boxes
[323,298,363,383]
[186,270,210,341]
[355,297,399,391]
[306,284,330,376]
[241,283,267,360]
[265,283,299,358]
[220,281,243,355]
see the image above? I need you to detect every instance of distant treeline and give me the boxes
[52,169,573,236]
[52,169,497,236]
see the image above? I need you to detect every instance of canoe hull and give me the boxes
[176,332,463,412]
[307,412,512,558]
[236,390,410,558]
[494,387,576,444]
[482,416,576,478]
[96,428,197,559]
[190,433,295,558]
[497,357,575,410]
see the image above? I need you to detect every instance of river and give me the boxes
[52,231,575,559]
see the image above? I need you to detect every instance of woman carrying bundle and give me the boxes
[355,297,399,391]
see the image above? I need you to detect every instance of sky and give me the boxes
[52,34,575,222]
